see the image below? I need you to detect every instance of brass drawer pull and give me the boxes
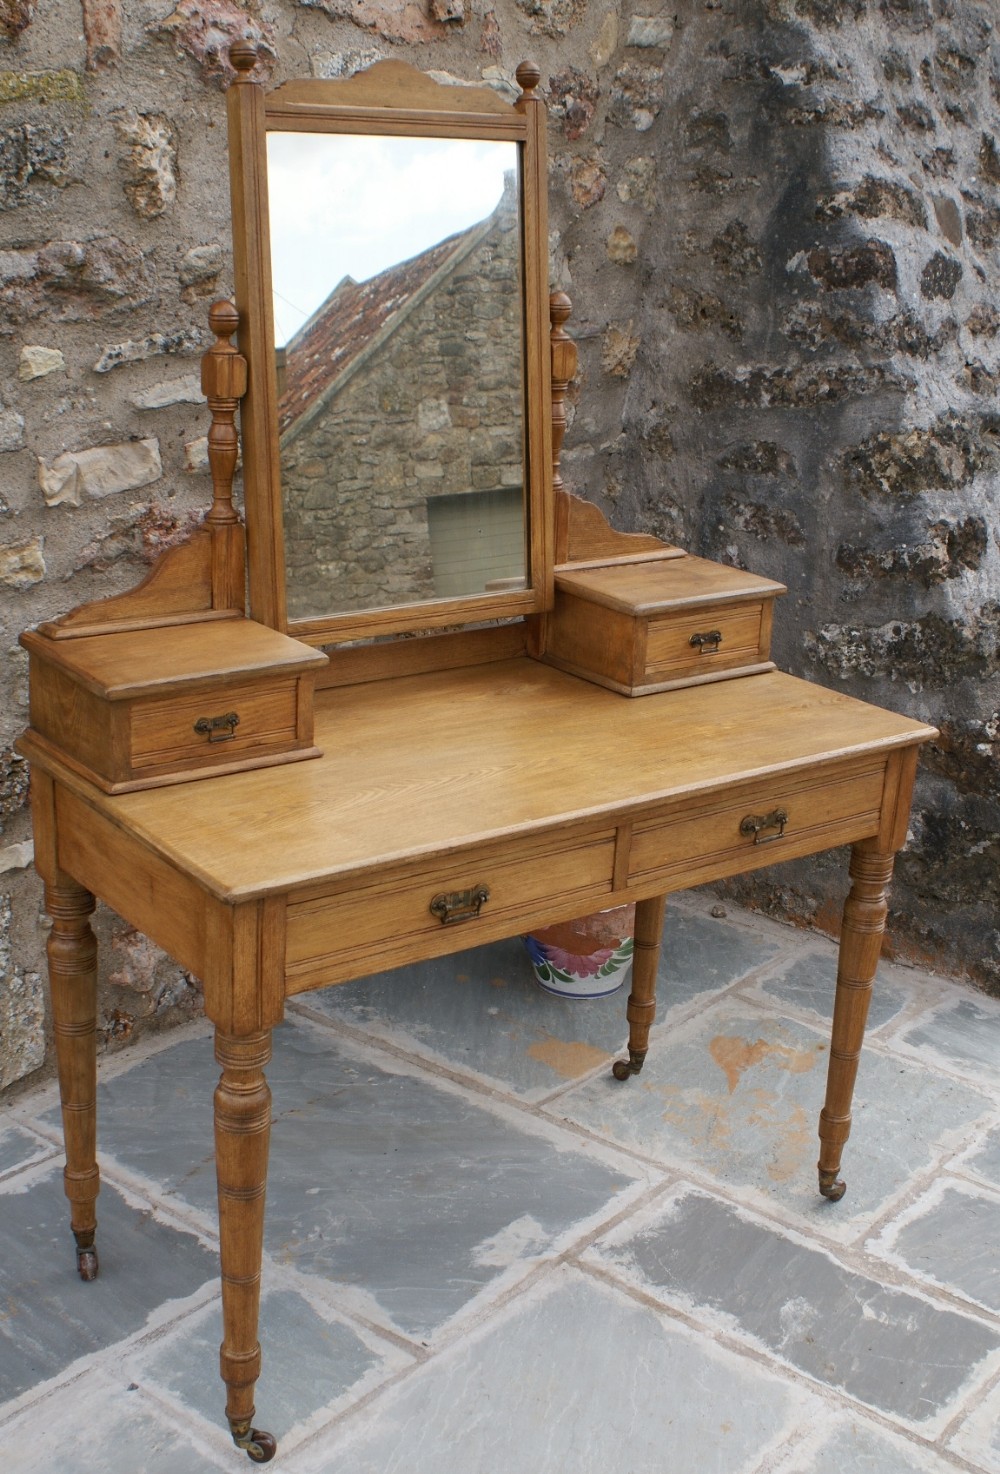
[429,885,490,925]
[740,808,788,844]
[689,629,723,654]
[193,711,241,743]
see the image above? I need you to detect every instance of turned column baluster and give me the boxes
[613,894,668,1081]
[549,291,578,567]
[818,841,895,1201]
[214,1027,276,1464]
[201,298,248,613]
[46,878,100,1280]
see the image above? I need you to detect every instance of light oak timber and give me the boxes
[228,44,286,634]
[20,618,326,792]
[553,490,675,566]
[612,894,667,1080]
[317,624,528,690]
[267,63,516,117]
[78,662,932,905]
[45,877,101,1281]
[544,556,786,695]
[37,530,225,640]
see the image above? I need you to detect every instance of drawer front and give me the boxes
[286,827,618,990]
[130,679,299,771]
[629,764,886,890]
[645,602,764,680]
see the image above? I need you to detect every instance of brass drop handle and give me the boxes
[429,886,490,925]
[739,808,788,844]
[193,711,240,743]
[689,630,723,654]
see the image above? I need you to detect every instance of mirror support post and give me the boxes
[227,41,287,631]
[202,299,249,614]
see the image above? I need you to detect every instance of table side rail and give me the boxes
[52,783,232,993]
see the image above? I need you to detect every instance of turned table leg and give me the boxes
[214,1028,277,1464]
[46,878,100,1281]
[613,894,668,1081]
[818,841,895,1202]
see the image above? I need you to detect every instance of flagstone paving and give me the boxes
[3,893,999,1472]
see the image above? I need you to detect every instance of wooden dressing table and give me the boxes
[19,47,935,1463]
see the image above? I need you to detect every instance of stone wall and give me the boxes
[0,0,996,1094]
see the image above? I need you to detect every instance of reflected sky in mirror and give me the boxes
[267,133,517,347]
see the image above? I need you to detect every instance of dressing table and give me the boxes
[18,47,935,1462]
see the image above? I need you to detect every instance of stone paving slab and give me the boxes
[0,1160,217,1405]
[897,995,1000,1086]
[869,1178,1000,1314]
[133,1282,409,1455]
[586,1185,1000,1432]
[774,1412,963,1473]
[3,1374,231,1474]
[956,1124,1000,1190]
[949,1385,1000,1473]
[552,997,994,1238]
[286,1266,814,1474]
[56,1020,645,1340]
[304,906,781,1100]
[745,946,913,1033]
[0,1119,53,1178]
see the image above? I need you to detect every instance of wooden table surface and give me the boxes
[71,658,934,902]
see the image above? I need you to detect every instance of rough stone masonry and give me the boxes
[0,0,997,1091]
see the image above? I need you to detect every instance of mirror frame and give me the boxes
[226,50,553,645]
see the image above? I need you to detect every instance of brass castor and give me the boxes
[611,1047,646,1081]
[230,1421,277,1463]
[74,1234,99,1281]
[818,1170,847,1202]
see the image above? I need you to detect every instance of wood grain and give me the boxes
[73,661,935,903]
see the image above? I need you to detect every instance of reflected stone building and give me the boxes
[279,177,524,619]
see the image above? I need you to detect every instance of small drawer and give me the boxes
[645,602,764,680]
[628,764,886,891]
[285,826,618,990]
[544,555,784,696]
[131,680,298,771]
[20,616,326,791]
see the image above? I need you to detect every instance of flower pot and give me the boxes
[522,904,635,999]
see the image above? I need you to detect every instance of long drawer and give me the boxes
[628,762,887,891]
[285,824,619,991]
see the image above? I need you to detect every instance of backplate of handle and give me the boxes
[193,711,240,743]
[689,630,723,654]
[739,808,788,844]
[429,885,490,925]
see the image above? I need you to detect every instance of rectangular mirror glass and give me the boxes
[267,132,526,623]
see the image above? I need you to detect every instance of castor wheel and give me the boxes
[74,1237,99,1281]
[611,1048,645,1081]
[818,1172,847,1202]
[77,1247,99,1280]
[230,1423,277,1463]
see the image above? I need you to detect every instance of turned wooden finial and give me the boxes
[549,291,577,502]
[201,300,247,529]
[229,40,259,78]
[515,60,541,96]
